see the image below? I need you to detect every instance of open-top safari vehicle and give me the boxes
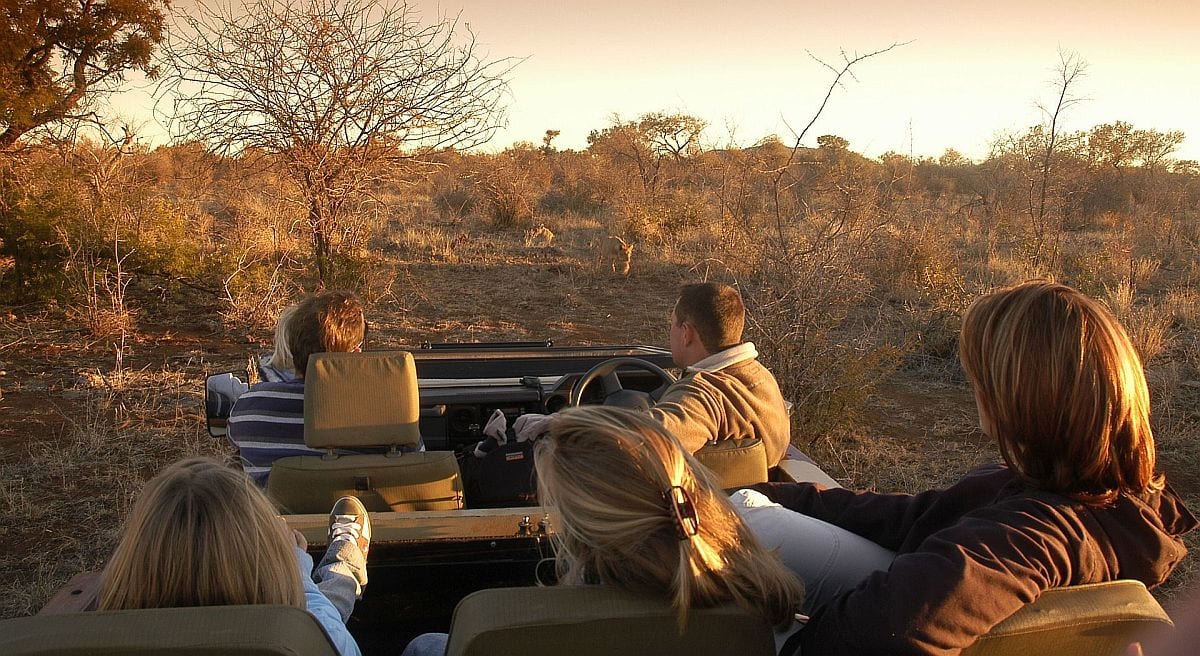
[1,343,1178,655]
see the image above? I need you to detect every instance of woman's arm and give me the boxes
[796,503,1075,655]
[748,465,1011,550]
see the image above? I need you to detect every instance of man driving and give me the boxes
[514,282,791,466]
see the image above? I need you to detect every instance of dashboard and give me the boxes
[410,343,677,451]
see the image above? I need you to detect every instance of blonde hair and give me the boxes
[959,280,1163,504]
[98,458,304,610]
[535,406,803,628]
[268,304,299,372]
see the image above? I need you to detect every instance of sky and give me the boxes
[110,0,1200,161]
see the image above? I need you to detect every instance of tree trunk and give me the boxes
[308,199,332,287]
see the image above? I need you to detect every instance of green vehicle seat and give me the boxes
[0,604,339,655]
[445,585,775,656]
[693,437,768,490]
[443,580,1172,656]
[267,351,463,514]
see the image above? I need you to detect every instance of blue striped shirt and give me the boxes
[226,379,423,486]
[227,380,322,486]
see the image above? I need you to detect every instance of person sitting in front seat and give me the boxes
[514,282,791,467]
[229,290,407,485]
[400,406,806,656]
[98,457,369,656]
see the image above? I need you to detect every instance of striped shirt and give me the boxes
[226,379,423,486]
[227,380,321,486]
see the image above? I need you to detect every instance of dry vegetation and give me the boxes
[2,114,1199,620]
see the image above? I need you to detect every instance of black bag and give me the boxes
[461,440,538,508]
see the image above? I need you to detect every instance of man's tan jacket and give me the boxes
[650,343,790,466]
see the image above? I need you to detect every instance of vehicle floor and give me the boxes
[351,558,545,654]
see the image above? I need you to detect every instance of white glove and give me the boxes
[473,409,509,458]
[483,409,508,443]
[513,413,554,442]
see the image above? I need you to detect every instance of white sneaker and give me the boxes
[329,496,371,559]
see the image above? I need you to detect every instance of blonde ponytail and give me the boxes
[536,406,803,629]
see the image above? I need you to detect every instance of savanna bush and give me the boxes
[432,185,477,221]
[0,173,81,301]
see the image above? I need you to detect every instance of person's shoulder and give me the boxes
[247,379,306,394]
[232,380,305,412]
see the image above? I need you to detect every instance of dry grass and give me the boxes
[0,365,232,617]
[2,200,1200,623]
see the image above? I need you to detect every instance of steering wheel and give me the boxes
[568,357,677,410]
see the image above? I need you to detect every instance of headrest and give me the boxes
[446,585,774,656]
[304,351,421,449]
[693,438,768,490]
[0,604,338,655]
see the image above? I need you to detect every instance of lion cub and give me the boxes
[597,235,634,275]
[524,224,555,248]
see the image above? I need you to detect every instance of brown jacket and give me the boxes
[650,357,790,466]
[751,465,1197,655]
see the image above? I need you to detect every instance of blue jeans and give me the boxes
[314,537,368,624]
[401,632,448,656]
[729,488,896,615]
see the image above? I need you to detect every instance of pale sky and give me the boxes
[110,0,1200,161]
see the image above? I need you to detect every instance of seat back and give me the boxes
[267,351,462,513]
[693,438,768,489]
[0,605,338,656]
[962,580,1173,656]
[446,586,775,656]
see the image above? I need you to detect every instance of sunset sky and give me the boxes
[113,0,1200,161]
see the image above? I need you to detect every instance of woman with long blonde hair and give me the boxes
[402,405,805,655]
[99,458,369,656]
[736,280,1196,655]
[258,303,300,382]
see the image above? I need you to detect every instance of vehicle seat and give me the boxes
[962,580,1173,655]
[267,351,463,514]
[693,438,768,489]
[0,604,339,655]
[445,585,774,656]
[773,445,843,488]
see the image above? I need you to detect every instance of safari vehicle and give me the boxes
[5,343,1178,656]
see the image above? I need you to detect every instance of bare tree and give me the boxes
[716,44,907,441]
[1030,50,1087,267]
[160,0,514,284]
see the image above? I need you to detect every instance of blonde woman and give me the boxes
[99,458,371,656]
[258,303,300,382]
[736,280,1197,655]
[402,406,805,656]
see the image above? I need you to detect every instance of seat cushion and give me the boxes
[268,451,463,513]
[0,605,338,655]
[961,580,1174,656]
[446,585,775,656]
[693,438,768,489]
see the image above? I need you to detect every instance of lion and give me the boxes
[523,224,555,248]
[597,235,633,275]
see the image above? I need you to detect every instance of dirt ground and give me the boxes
[1,233,1197,619]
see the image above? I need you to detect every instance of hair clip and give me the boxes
[666,485,700,540]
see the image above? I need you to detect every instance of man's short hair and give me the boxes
[288,290,366,375]
[673,282,745,353]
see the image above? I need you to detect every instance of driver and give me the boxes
[517,282,790,467]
